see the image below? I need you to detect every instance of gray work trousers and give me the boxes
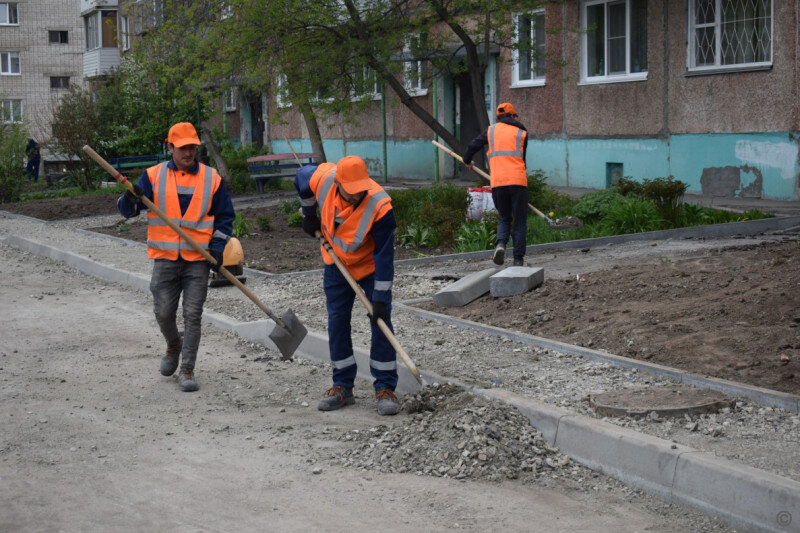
[150,258,210,370]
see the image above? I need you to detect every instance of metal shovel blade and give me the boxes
[268,309,308,360]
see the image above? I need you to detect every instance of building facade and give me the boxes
[0,0,84,156]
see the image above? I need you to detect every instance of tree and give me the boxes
[50,87,101,190]
[0,121,27,202]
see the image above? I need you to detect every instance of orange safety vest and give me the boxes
[146,162,221,261]
[486,122,528,187]
[309,162,393,280]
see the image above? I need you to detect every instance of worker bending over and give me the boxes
[295,155,400,416]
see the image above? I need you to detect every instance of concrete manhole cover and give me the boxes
[589,385,735,418]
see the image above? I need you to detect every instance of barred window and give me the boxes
[689,0,772,71]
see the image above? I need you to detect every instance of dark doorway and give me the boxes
[248,93,264,150]
[454,70,484,180]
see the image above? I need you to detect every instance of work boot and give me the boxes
[492,243,505,265]
[513,257,524,267]
[177,368,199,392]
[160,339,182,377]
[317,386,354,411]
[375,389,400,416]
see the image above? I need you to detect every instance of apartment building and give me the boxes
[0,0,84,160]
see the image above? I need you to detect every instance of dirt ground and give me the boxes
[3,192,798,395]
[0,246,726,532]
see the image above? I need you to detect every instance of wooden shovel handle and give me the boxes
[315,231,421,382]
[82,145,286,327]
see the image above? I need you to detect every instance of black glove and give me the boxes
[302,214,321,238]
[123,183,144,205]
[209,249,224,272]
[370,300,389,328]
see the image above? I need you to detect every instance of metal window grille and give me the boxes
[691,0,772,68]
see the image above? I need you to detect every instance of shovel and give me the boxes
[314,231,424,386]
[82,145,307,359]
[432,140,583,230]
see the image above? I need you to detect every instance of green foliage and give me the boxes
[388,184,469,246]
[279,198,302,215]
[232,212,252,238]
[287,212,303,227]
[570,188,628,223]
[0,122,27,202]
[526,170,575,215]
[49,86,102,191]
[116,222,130,232]
[454,219,497,253]
[256,215,272,232]
[678,204,770,226]
[20,184,125,201]
[616,176,688,227]
[399,224,440,248]
[601,198,664,234]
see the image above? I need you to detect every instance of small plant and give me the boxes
[399,224,440,248]
[571,188,628,223]
[617,176,688,227]
[116,222,130,232]
[256,215,272,232]
[287,212,303,227]
[232,212,251,238]
[279,198,302,215]
[454,220,497,253]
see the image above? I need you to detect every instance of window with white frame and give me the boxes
[688,0,772,71]
[1,99,22,123]
[581,0,647,83]
[352,67,381,100]
[276,73,289,108]
[120,15,130,51]
[0,3,18,25]
[403,36,427,96]
[512,10,546,87]
[85,12,99,50]
[224,87,236,112]
[1,51,20,75]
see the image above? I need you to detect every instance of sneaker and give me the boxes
[375,389,400,416]
[177,368,199,392]
[160,339,182,377]
[317,386,354,411]
[513,257,524,266]
[492,243,506,265]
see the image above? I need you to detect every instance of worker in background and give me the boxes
[26,139,40,182]
[463,102,529,266]
[116,122,235,392]
[294,155,400,416]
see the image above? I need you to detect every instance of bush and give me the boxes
[256,215,272,232]
[571,188,628,223]
[388,184,469,246]
[0,122,27,202]
[601,198,664,234]
[278,198,301,215]
[527,169,576,215]
[287,212,303,227]
[617,176,687,227]
[232,212,251,238]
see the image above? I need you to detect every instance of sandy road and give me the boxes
[0,243,724,532]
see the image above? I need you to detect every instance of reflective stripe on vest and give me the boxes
[146,163,217,260]
[486,123,528,188]
[487,124,525,160]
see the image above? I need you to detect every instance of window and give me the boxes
[688,0,772,72]
[85,13,99,50]
[224,87,236,111]
[50,76,70,89]
[101,11,118,48]
[1,99,22,123]
[1,51,20,75]
[403,37,427,96]
[351,67,381,100]
[512,10,546,87]
[581,0,647,83]
[0,3,18,25]
[49,30,69,44]
[120,15,130,51]
[276,73,289,108]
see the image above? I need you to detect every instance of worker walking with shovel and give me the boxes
[116,122,235,392]
[294,155,400,416]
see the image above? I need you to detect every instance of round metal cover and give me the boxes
[589,385,734,418]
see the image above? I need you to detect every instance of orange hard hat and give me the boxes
[166,122,201,147]
[496,102,517,116]
[335,155,373,194]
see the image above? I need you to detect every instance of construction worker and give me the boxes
[294,155,400,416]
[116,122,235,392]
[463,102,529,266]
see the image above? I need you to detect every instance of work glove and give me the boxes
[209,249,224,273]
[370,300,388,328]
[302,214,321,238]
[123,183,144,205]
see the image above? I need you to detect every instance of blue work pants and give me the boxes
[323,264,397,392]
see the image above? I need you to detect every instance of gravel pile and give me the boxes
[334,383,571,481]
